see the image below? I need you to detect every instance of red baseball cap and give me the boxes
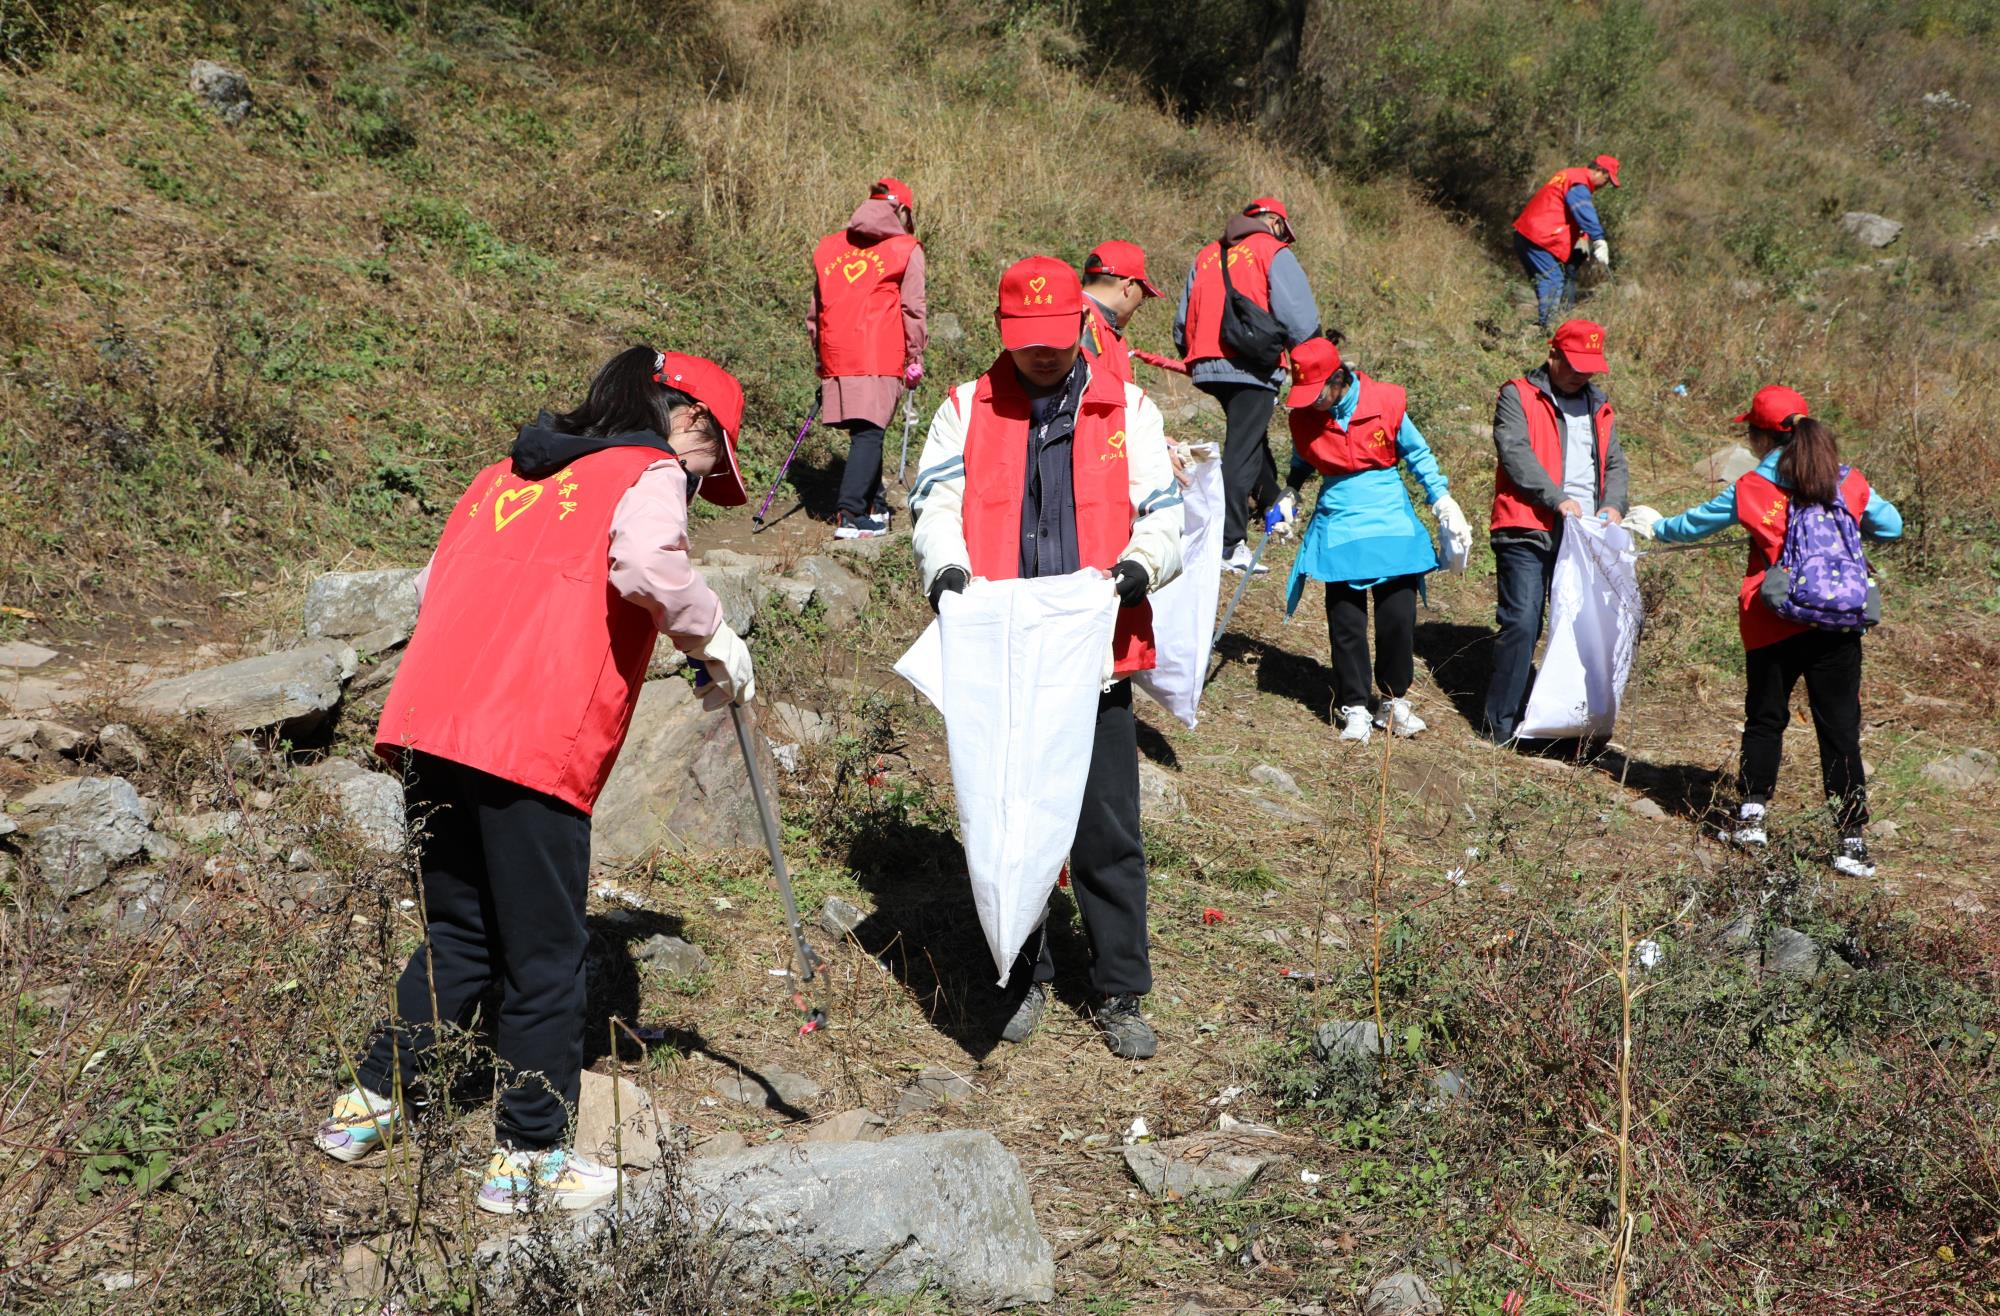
[1083,240,1163,297]
[1285,336,1343,408]
[652,351,747,506]
[1550,319,1610,374]
[1244,196,1294,239]
[1734,384,1810,433]
[1593,154,1622,187]
[870,177,914,211]
[996,255,1084,351]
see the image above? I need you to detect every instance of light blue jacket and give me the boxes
[1285,374,1451,613]
[1655,448,1903,542]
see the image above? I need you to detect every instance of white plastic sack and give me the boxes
[893,572,1120,984]
[1519,517,1643,739]
[1134,444,1224,729]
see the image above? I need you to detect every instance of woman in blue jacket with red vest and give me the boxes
[1280,336,1472,743]
[1628,386,1901,879]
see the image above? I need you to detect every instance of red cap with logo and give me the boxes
[1083,240,1163,298]
[652,351,747,507]
[1244,196,1294,239]
[1734,385,1810,433]
[1593,154,1622,187]
[1550,319,1610,374]
[870,177,914,211]
[1285,336,1344,409]
[996,255,1084,351]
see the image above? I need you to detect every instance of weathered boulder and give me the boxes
[634,933,711,978]
[591,680,771,863]
[130,641,356,734]
[787,555,870,628]
[189,60,251,124]
[1365,1270,1444,1316]
[1839,211,1903,248]
[11,776,156,899]
[304,570,420,645]
[300,758,406,852]
[698,550,777,635]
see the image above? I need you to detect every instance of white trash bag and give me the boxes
[1519,516,1643,739]
[1134,444,1224,729]
[893,571,1120,983]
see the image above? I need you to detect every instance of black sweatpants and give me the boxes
[1014,682,1151,998]
[1740,629,1869,835]
[1199,381,1280,554]
[356,752,591,1150]
[834,419,888,518]
[1326,575,1420,710]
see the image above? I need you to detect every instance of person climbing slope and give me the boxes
[1279,336,1472,743]
[1627,385,1901,878]
[1511,154,1620,327]
[315,346,756,1215]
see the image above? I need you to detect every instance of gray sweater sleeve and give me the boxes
[1492,382,1566,511]
[1265,247,1320,346]
[1172,262,1195,358]
[1600,423,1630,513]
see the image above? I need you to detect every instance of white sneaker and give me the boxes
[1730,802,1768,848]
[1338,705,1372,743]
[1831,838,1876,879]
[476,1146,621,1215]
[1373,697,1427,738]
[1223,543,1270,575]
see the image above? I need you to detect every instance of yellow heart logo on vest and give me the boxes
[842,260,869,283]
[1028,276,1047,293]
[494,484,543,531]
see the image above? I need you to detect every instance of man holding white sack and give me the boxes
[909,254,1183,1059]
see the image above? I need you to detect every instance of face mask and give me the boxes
[681,460,703,503]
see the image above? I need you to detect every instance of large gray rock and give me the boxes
[130,641,356,734]
[635,933,711,978]
[591,680,772,863]
[11,776,155,899]
[300,758,405,852]
[698,550,777,635]
[1922,748,1996,792]
[188,60,250,124]
[787,556,870,628]
[304,570,420,644]
[1365,1270,1444,1316]
[1839,211,1903,248]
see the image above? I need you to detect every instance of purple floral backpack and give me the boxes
[1759,467,1881,630]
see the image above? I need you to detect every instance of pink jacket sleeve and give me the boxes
[607,461,724,647]
[902,244,928,363]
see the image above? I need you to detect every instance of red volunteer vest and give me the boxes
[1081,300,1134,388]
[1512,166,1597,260]
[812,230,918,377]
[1288,372,1407,476]
[956,356,1157,676]
[1732,467,1873,651]
[375,446,666,813]
[1489,377,1614,533]
[1183,231,1285,363]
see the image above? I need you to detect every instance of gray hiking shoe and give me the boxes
[1095,993,1157,1060]
[999,981,1050,1044]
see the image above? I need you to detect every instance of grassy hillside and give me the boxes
[1,1,1997,1312]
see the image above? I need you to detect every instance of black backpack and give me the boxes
[1216,235,1294,373]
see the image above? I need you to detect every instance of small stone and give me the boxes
[170,810,243,843]
[807,1108,887,1143]
[635,933,711,978]
[818,895,868,939]
[574,1070,664,1169]
[300,759,406,852]
[1922,748,1997,792]
[1313,1019,1392,1064]
[95,1271,139,1293]
[1866,819,1899,840]
[188,60,251,125]
[895,1066,977,1115]
[714,1065,821,1112]
[1839,211,1903,249]
[1249,763,1301,796]
[285,846,313,871]
[1627,797,1666,820]
[1717,913,1850,978]
[1364,1270,1444,1316]
[1138,761,1185,822]
[94,724,148,774]
[692,1129,748,1158]
[771,701,833,746]
[0,641,58,669]
[930,311,965,343]
[1123,1128,1274,1201]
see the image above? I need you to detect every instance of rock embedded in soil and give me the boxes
[0,641,58,669]
[1138,760,1185,822]
[13,775,155,870]
[894,1065,978,1115]
[1249,762,1301,796]
[1313,1019,1393,1065]
[818,895,868,938]
[1364,1269,1444,1316]
[714,1065,821,1112]
[807,1108,887,1143]
[770,700,832,746]
[697,549,777,635]
[786,555,870,628]
[1626,797,1666,820]
[692,1129,748,1158]
[93,724,148,774]
[1717,913,1851,978]
[573,1071,664,1169]
[1922,748,1997,792]
[130,641,355,735]
[635,932,711,978]
[1123,1125,1278,1202]
[1838,211,1903,248]
[189,60,251,124]
[300,758,406,853]
[304,570,420,643]
[591,679,773,863]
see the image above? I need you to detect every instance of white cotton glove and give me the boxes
[1625,505,1662,540]
[691,621,756,707]
[1266,489,1300,538]
[1591,238,1611,269]
[1431,495,1473,574]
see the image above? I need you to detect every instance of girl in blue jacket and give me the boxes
[1281,337,1473,743]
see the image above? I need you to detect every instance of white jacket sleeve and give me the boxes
[1119,386,1184,594]
[909,383,974,593]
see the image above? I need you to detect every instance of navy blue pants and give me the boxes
[1484,537,1559,742]
[1515,232,1582,327]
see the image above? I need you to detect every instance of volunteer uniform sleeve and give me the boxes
[1395,414,1450,505]
[1265,246,1320,346]
[1172,261,1195,358]
[909,387,973,592]
[607,461,725,647]
[1492,383,1565,510]
[1862,490,1904,540]
[1119,387,1184,593]
[1565,184,1606,242]
[1653,487,1738,543]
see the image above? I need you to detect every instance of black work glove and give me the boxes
[1111,560,1149,608]
[928,566,969,613]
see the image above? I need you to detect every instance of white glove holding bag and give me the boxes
[691,621,756,707]
[1625,505,1663,540]
[1432,494,1474,574]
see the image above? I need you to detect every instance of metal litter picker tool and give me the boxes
[724,697,826,1033]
